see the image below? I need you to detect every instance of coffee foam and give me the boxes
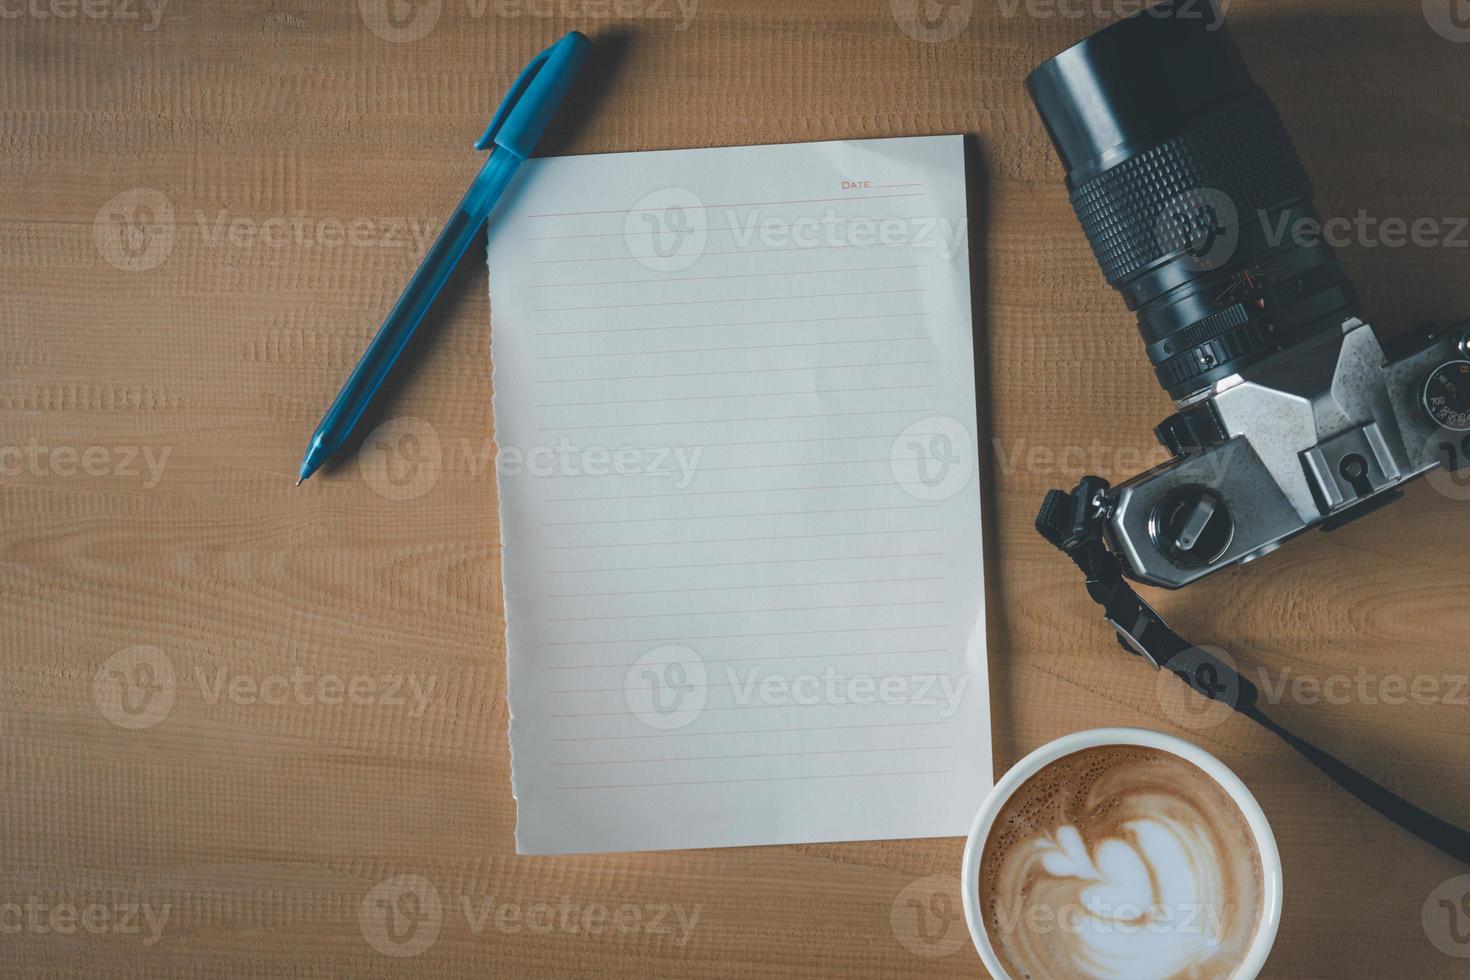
[978,745,1263,980]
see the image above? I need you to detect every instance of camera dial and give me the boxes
[1148,487,1234,568]
[1423,360,1470,432]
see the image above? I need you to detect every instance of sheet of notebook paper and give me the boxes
[486,134,990,854]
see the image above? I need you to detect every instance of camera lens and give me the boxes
[1025,0,1359,401]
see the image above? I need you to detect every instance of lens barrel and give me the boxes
[1026,0,1358,400]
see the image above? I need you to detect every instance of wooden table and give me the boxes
[6,0,1470,975]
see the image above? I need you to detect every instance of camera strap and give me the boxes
[1036,476,1470,867]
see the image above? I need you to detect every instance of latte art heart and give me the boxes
[979,746,1263,980]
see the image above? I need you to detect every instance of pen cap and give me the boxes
[479,31,590,159]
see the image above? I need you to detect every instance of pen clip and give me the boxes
[472,32,589,158]
[473,47,551,152]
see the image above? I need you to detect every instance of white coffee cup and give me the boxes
[960,727,1282,980]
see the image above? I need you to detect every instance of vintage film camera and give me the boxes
[1026,0,1470,591]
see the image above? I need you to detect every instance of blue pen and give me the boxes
[296,31,590,485]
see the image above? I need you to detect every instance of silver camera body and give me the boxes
[1104,319,1470,588]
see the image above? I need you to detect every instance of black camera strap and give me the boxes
[1036,476,1470,867]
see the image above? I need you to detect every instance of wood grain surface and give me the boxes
[5,0,1470,975]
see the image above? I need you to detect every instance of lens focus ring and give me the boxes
[1068,97,1310,286]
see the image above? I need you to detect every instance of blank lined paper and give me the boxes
[486,135,990,854]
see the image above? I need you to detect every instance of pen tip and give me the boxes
[295,478,303,487]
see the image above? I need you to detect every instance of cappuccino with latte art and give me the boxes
[964,733,1280,980]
